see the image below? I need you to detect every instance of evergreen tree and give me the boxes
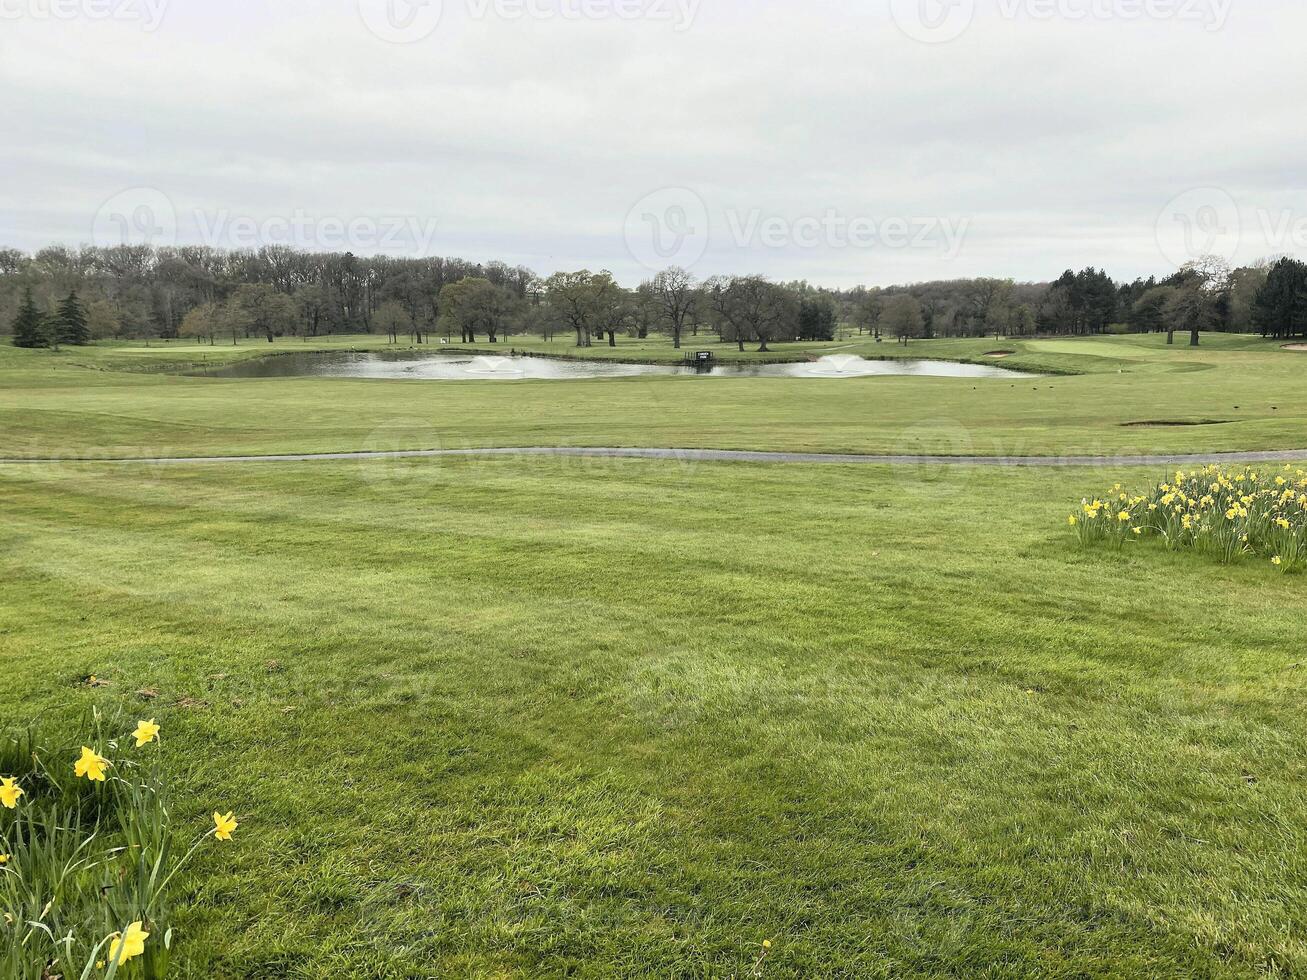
[53,290,91,346]
[10,288,47,348]
[1252,258,1307,339]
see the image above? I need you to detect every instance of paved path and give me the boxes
[2,447,1305,467]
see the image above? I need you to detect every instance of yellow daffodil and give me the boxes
[133,719,160,748]
[74,746,109,782]
[1068,515,1078,526]
[107,921,149,965]
[0,778,22,809]
[1133,527,1143,535]
[0,854,9,865]
[213,811,238,841]
[1118,511,1132,522]
[1272,556,1283,566]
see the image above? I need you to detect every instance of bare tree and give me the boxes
[643,266,699,349]
[373,301,409,345]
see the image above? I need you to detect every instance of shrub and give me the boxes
[0,711,236,978]
[1069,464,1307,570]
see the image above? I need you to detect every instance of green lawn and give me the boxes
[3,336,1306,976]
[2,457,1305,977]
[2,333,1304,460]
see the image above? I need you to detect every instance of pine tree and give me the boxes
[1253,258,1307,339]
[54,290,90,346]
[10,288,47,348]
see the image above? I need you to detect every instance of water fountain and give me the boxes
[464,355,526,377]
[806,354,869,377]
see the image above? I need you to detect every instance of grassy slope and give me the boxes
[2,458,1304,977]
[2,333,1305,459]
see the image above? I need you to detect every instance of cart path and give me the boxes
[2,446,1306,467]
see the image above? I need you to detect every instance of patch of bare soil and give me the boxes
[1121,419,1235,428]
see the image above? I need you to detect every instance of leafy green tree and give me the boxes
[1130,287,1171,334]
[53,290,90,346]
[1252,257,1307,339]
[882,294,924,344]
[703,275,796,352]
[10,288,47,348]
[797,296,837,341]
[85,299,122,340]
[439,277,521,344]
[544,270,624,348]
[1010,304,1036,336]
[179,303,222,345]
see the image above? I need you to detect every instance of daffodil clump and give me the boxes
[1070,464,1307,569]
[0,712,237,979]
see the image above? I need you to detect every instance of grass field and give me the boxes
[2,335,1306,977]
[3,457,1305,977]
[1,332,1304,460]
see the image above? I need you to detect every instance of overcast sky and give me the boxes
[3,0,1305,287]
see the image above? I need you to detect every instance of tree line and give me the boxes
[5,243,1307,351]
[849,257,1307,346]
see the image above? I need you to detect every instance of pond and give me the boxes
[195,351,1035,381]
